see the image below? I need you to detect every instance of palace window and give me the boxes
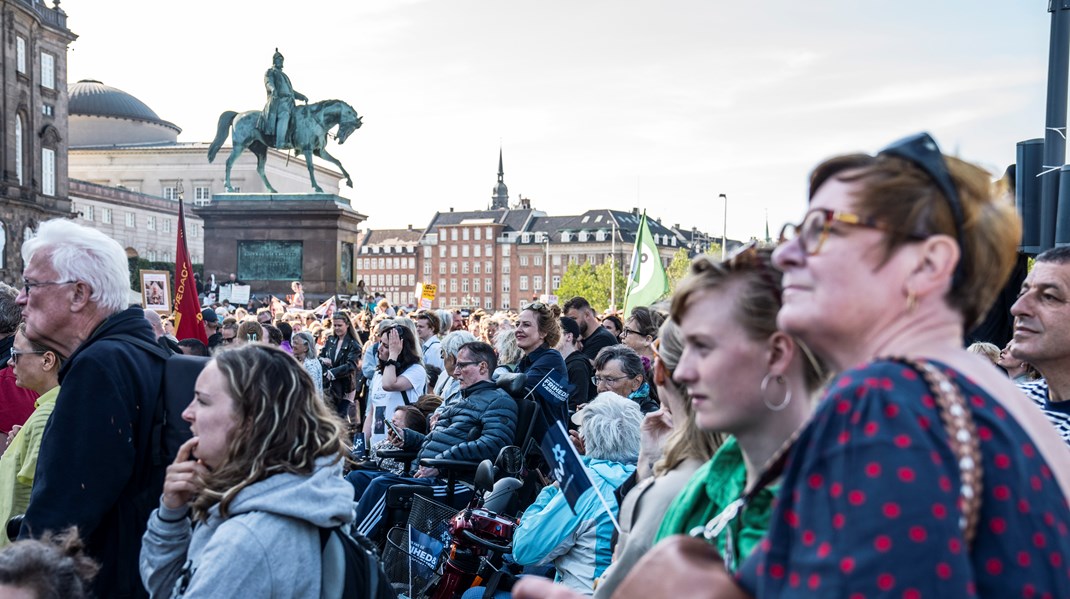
[41,53,55,89]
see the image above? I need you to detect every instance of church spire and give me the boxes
[491,145,509,210]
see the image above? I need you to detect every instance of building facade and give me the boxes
[0,0,76,284]
[357,226,421,308]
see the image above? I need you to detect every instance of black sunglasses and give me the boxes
[877,132,965,286]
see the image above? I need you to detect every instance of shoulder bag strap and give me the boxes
[893,357,983,546]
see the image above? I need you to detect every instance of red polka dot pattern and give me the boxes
[736,359,1070,598]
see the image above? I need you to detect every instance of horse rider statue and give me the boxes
[258,48,308,150]
[208,49,363,194]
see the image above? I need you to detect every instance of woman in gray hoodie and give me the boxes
[140,344,355,598]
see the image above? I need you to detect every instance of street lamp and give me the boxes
[719,193,727,260]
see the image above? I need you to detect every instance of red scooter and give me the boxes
[429,448,524,599]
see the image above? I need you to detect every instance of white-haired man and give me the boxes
[16,219,168,597]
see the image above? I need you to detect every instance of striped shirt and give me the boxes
[1017,378,1070,446]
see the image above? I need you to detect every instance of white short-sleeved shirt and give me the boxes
[366,363,427,445]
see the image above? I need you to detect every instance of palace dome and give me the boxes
[68,80,181,146]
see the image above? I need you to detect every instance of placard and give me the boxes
[141,270,171,313]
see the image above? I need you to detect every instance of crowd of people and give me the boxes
[0,131,1067,598]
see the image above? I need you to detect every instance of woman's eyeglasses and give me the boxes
[592,374,629,386]
[620,328,644,340]
[778,209,913,257]
[9,348,47,364]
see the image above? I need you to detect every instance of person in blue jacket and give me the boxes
[515,302,568,437]
[512,392,641,595]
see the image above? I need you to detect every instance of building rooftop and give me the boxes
[69,80,181,133]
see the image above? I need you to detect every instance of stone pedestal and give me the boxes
[194,193,367,303]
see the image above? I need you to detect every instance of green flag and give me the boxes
[624,212,669,318]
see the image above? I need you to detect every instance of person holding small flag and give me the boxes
[515,302,568,437]
[513,392,641,595]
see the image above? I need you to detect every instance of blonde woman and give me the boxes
[592,318,721,598]
[140,345,353,597]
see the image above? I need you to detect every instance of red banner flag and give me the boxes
[173,198,209,344]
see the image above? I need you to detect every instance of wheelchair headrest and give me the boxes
[496,372,528,397]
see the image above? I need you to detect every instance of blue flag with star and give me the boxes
[539,420,593,512]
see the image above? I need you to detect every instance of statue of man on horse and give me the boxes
[208,49,363,194]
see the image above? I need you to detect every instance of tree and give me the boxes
[556,259,627,313]
[666,248,692,292]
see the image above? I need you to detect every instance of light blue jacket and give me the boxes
[512,457,635,594]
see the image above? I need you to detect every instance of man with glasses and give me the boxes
[563,296,620,364]
[219,321,239,348]
[0,283,37,442]
[14,219,170,597]
[347,341,517,540]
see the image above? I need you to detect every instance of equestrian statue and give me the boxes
[208,49,363,194]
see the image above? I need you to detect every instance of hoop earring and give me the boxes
[761,374,792,411]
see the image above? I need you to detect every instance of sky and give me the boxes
[64,1,1051,241]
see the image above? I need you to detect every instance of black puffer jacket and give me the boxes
[404,380,518,462]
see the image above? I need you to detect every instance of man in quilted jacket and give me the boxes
[346,341,517,539]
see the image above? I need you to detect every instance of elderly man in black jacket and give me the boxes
[347,341,517,539]
[16,219,168,598]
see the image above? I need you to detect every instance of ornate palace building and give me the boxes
[0,0,76,284]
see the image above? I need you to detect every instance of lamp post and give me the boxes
[719,193,727,260]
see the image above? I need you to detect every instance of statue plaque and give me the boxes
[238,240,303,281]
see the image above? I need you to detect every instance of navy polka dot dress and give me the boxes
[737,360,1070,598]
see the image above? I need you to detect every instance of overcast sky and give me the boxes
[65,1,1051,240]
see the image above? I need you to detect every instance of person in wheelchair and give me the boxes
[510,392,641,595]
[346,341,518,540]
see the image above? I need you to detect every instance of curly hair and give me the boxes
[0,526,99,598]
[192,344,346,520]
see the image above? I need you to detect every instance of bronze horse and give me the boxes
[208,99,362,193]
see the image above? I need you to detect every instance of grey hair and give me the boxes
[580,392,642,464]
[441,330,477,358]
[291,331,318,360]
[494,328,522,367]
[594,345,645,381]
[22,219,131,314]
[143,309,164,337]
[0,283,22,336]
[435,309,453,335]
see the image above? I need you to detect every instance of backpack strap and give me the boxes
[103,334,171,468]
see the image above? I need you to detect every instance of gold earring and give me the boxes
[906,288,917,313]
